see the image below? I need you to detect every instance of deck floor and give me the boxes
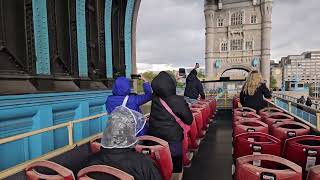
[183,109,233,180]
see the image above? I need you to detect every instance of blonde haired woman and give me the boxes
[240,70,272,111]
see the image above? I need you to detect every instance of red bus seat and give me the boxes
[233,112,261,129]
[233,107,256,121]
[263,113,294,128]
[233,97,240,110]
[233,120,268,137]
[191,108,207,131]
[235,154,302,180]
[191,104,210,126]
[271,121,310,146]
[90,135,102,154]
[283,135,320,177]
[307,165,320,180]
[77,165,134,180]
[25,160,75,180]
[198,101,214,118]
[188,118,200,151]
[135,135,173,180]
[233,132,281,163]
[191,110,206,138]
[259,107,284,120]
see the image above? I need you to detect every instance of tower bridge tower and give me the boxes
[204,0,272,85]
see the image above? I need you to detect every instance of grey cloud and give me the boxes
[137,0,320,69]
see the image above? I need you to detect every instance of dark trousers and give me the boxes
[168,141,183,173]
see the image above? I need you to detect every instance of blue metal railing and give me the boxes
[273,96,319,130]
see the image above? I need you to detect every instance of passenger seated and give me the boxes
[184,63,205,103]
[86,108,162,180]
[148,71,193,175]
[240,70,272,112]
[106,76,152,135]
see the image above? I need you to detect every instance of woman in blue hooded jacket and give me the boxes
[106,76,152,135]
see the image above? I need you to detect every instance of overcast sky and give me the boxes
[136,0,320,72]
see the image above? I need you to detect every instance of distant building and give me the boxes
[280,51,320,84]
[270,60,282,89]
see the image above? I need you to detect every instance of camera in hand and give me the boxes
[131,74,141,79]
[178,68,186,78]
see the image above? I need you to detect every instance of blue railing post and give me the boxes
[73,102,90,142]
[30,106,54,159]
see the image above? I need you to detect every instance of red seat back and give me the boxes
[188,118,199,150]
[191,104,210,125]
[259,107,284,119]
[307,165,320,180]
[263,112,294,128]
[233,132,281,162]
[198,100,214,117]
[235,154,302,180]
[233,97,240,110]
[234,107,256,115]
[77,165,134,180]
[271,121,310,146]
[233,112,261,129]
[135,135,173,180]
[90,135,102,154]
[191,108,206,132]
[25,160,75,180]
[283,135,320,177]
[233,120,268,137]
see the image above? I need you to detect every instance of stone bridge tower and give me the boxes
[204,0,272,85]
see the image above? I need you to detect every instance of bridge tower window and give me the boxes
[250,15,257,24]
[230,39,243,51]
[246,41,253,50]
[217,18,224,27]
[221,42,228,52]
[231,12,243,26]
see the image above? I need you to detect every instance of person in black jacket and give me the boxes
[184,68,205,102]
[306,97,313,107]
[149,71,193,173]
[240,71,272,112]
[87,108,162,180]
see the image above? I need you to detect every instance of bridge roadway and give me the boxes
[183,109,232,180]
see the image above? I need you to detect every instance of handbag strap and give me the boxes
[122,96,129,106]
[159,98,178,119]
[159,98,190,132]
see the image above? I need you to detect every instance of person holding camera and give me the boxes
[184,63,205,103]
[105,75,152,135]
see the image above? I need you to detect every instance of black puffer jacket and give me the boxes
[184,69,205,99]
[87,148,162,180]
[148,71,193,142]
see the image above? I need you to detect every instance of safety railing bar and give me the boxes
[274,94,320,113]
[268,100,318,131]
[72,113,107,124]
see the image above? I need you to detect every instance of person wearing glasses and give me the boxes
[240,71,272,112]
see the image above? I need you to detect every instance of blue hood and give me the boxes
[112,77,131,96]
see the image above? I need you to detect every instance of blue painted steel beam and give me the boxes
[76,0,89,77]
[32,0,51,75]
[105,0,113,78]
[124,0,135,78]
[0,91,111,171]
